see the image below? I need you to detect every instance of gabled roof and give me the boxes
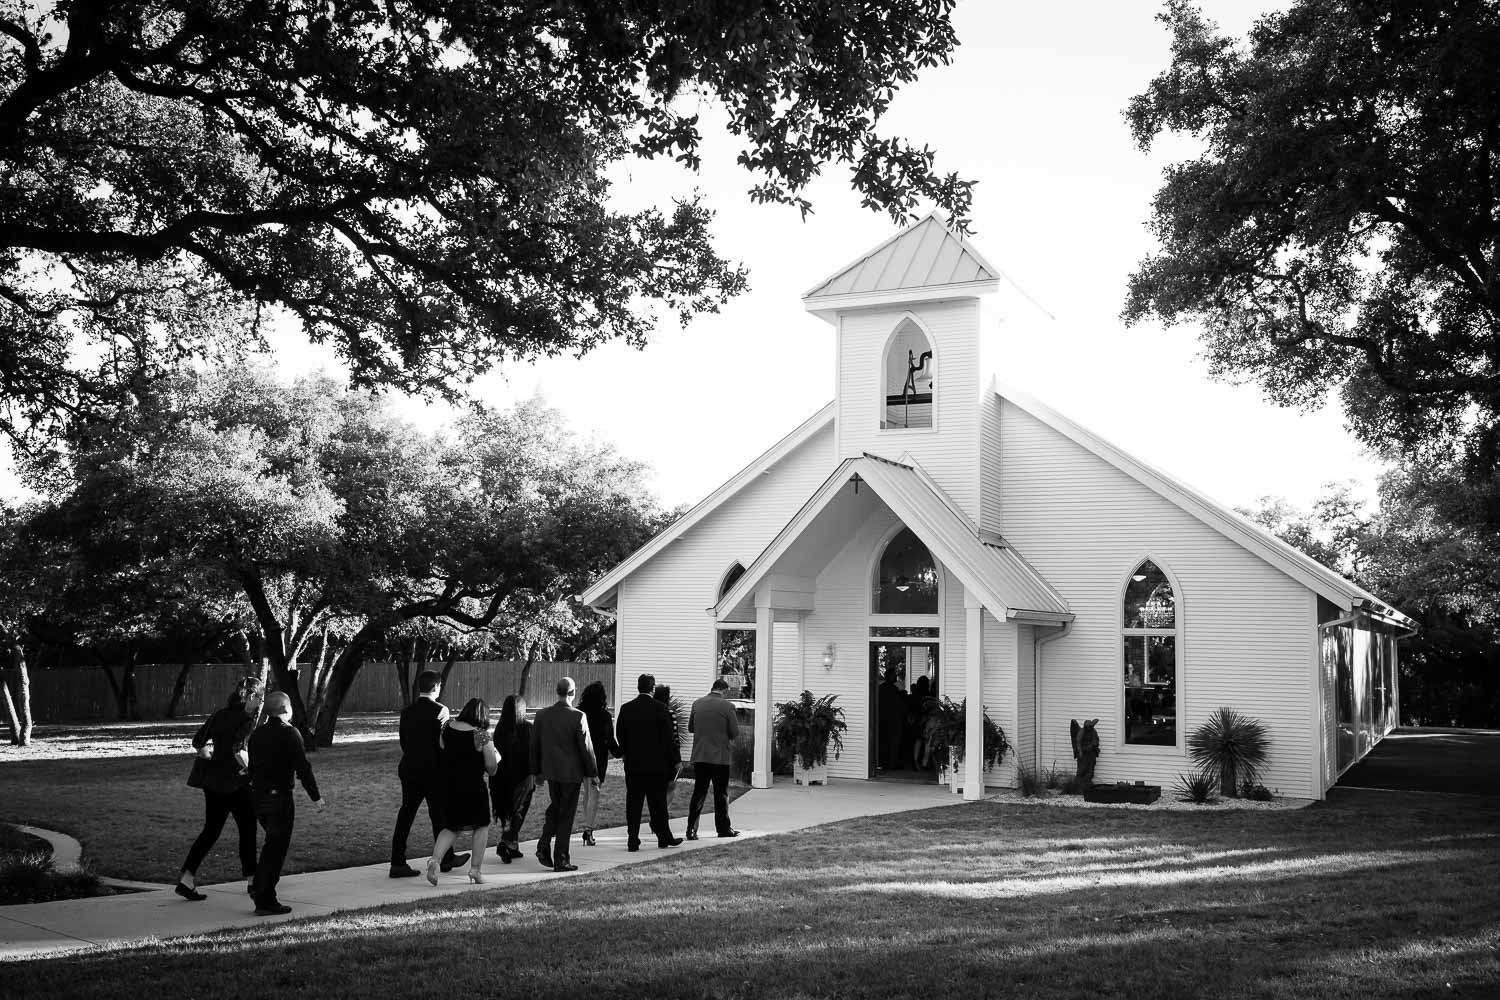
[802,212,1001,317]
[715,453,1072,624]
[579,403,834,610]
[994,380,1414,628]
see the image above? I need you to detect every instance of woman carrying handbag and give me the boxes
[175,676,264,901]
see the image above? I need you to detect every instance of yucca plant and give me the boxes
[1187,707,1270,798]
[1173,768,1220,805]
[772,691,848,770]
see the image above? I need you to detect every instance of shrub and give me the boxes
[1043,764,1065,790]
[0,853,104,906]
[1240,780,1275,801]
[1061,771,1090,795]
[1174,768,1220,805]
[1187,707,1271,798]
[1015,763,1044,797]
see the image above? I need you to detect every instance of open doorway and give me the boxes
[868,636,938,780]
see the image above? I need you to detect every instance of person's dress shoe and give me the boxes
[389,863,421,879]
[718,829,740,838]
[536,850,554,869]
[582,828,596,846]
[627,841,641,853]
[497,845,512,864]
[174,882,206,901]
[685,830,698,841]
[552,863,578,872]
[253,902,292,916]
[659,837,684,848]
[439,852,470,873]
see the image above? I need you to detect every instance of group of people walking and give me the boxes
[177,669,743,914]
[176,677,323,916]
[391,671,742,877]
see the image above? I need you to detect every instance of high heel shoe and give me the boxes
[582,828,596,846]
[425,858,439,886]
[468,870,485,884]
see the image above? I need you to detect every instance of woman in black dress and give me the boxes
[489,694,533,863]
[176,676,264,901]
[426,698,497,885]
[578,680,620,847]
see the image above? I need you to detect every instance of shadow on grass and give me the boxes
[5,790,1498,999]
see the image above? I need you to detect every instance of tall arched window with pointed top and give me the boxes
[1123,559,1177,746]
[716,563,755,697]
[873,527,939,614]
[881,320,934,429]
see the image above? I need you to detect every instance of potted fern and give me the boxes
[930,697,1009,792]
[773,691,848,786]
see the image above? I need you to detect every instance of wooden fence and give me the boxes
[18,661,615,723]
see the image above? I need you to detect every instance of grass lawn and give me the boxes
[4,788,1498,998]
[0,715,741,883]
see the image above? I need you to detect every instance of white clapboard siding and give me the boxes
[615,422,835,757]
[1016,625,1038,775]
[1000,398,1321,799]
[983,610,1020,788]
[979,389,1004,536]
[836,300,982,523]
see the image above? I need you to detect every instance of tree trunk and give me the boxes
[1,663,20,745]
[394,636,414,708]
[439,646,460,688]
[516,641,540,701]
[165,660,194,719]
[315,623,382,747]
[304,627,334,734]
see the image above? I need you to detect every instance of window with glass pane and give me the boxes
[717,629,755,698]
[1123,560,1177,746]
[872,527,939,614]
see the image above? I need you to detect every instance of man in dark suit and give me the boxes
[686,678,740,839]
[388,670,467,878]
[248,691,323,916]
[614,673,683,852]
[529,676,596,872]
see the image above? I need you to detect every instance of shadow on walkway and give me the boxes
[1337,727,1500,796]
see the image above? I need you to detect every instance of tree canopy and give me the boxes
[1124,0,1500,474]
[0,0,972,445]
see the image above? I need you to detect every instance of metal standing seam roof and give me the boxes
[802,212,1002,301]
[714,453,1071,623]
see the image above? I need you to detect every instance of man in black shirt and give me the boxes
[248,691,324,916]
[388,670,468,877]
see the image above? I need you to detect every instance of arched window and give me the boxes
[881,320,934,429]
[1122,559,1177,746]
[716,563,754,697]
[872,527,939,614]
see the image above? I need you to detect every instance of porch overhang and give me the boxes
[714,453,1072,624]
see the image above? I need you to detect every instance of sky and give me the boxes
[25,1,1385,516]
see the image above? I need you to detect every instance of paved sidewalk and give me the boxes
[1,779,962,960]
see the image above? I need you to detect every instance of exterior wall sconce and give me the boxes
[822,643,837,671]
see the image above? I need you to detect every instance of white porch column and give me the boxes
[752,595,775,789]
[964,589,984,802]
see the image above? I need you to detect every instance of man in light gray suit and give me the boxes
[686,678,740,839]
[529,676,596,872]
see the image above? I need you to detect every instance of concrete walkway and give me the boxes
[0,779,962,961]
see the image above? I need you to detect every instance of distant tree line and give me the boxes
[0,370,672,746]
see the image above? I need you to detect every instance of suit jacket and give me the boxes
[398,696,447,777]
[529,701,597,784]
[615,693,680,776]
[688,691,739,766]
